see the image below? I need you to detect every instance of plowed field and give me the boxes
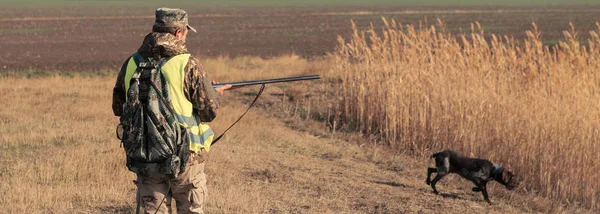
[1,5,599,71]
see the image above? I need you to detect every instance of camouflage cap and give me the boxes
[154,7,197,33]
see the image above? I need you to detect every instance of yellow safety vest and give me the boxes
[124,53,214,152]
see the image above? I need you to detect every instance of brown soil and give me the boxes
[1,7,600,72]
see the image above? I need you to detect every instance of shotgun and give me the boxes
[209,74,320,145]
[212,75,320,89]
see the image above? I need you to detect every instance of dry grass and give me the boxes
[0,56,324,213]
[0,76,134,213]
[332,18,600,210]
[0,52,595,213]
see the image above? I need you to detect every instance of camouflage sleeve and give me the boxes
[184,57,220,122]
[112,57,131,117]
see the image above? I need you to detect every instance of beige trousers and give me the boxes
[137,152,208,214]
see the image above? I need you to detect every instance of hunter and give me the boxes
[112,7,230,213]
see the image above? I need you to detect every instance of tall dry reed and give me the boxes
[332,18,600,210]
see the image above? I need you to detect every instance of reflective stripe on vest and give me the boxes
[124,53,214,152]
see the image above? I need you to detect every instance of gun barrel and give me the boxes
[213,75,320,88]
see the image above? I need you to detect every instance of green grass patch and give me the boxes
[445,25,518,32]
[0,28,52,35]
[543,39,563,46]
[0,69,116,79]
[542,39,590,46]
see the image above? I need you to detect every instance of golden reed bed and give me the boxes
[332,18,600,210]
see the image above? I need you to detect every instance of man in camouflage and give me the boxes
[112,8,230,214]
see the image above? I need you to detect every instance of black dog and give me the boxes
[425,150,518,203]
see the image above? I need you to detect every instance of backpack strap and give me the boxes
[134,55,177,116]
[133,53,156,69]
[132,53,141,67]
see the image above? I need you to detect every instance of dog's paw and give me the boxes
[472,187,482,192]
[433,190,439,195]
[426,180,430,185]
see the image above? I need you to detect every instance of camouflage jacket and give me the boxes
[112,32,219,122]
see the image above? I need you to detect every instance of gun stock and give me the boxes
[213,75,320,89]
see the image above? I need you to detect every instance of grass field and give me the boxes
[1,56,591,213]
[1,0,600,213]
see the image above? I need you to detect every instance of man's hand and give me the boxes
[212,80,231,96]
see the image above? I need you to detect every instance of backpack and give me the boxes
[119,53,190,178]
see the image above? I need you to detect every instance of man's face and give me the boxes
[176,27,189,43]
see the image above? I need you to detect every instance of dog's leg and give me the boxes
[430,155,450,194]
[481,183,492,204]
[471,180,492,204]
[426,168,437,185]
[471,180,488,192]
[430,174,446,194]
